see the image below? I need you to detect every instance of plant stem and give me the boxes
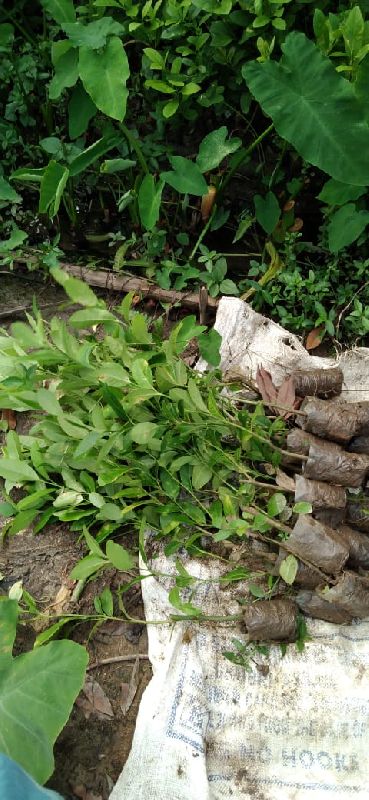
[189,124,274,263]
[120,123,149,175]
[218,123,274,200]
[189,207,216,261]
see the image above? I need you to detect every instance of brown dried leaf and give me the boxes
[201,185,217,221]
[120,657,139,715]
[2,409,16,430]
[275,376,296,419]
[283,199,295,212]
[52,583,73,616]
[305,325,324,351]
[255,367,278,405]
[288,217,303,232]
[78,678,114,720]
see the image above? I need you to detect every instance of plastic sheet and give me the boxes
[295,591,353,625]
[244,597,297,642]
[304,441,369,488]
[287,516,349,574]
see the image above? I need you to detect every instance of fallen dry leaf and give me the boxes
[52,583,73,616]
[2,409,16,430]
[305,325,324,351]
[283,199,295,212]
[256,367,301,419]
[276,376,296,419]
[77,678,114,720]
[255,367,278,405]
[120,657,139,715]
[288,217,303,232]
[201,185,217,221]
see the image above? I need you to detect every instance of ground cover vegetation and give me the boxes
[2,0,369,789]
[2,1,369,340]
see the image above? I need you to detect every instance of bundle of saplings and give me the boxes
[244,367,369,644]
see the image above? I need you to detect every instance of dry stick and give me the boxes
[87,654,150,671]
[5,257,219,312]
[0,301,67,321]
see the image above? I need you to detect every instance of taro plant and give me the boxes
[0,596,87,784]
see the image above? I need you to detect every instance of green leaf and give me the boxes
[34,618,73,646]
[243,31,369,185]
[69,307,115,327]
[0,502,16,518]
[100,158,136,174]
[192,464,212,490]
[196,127,241,173]
[219,279,239,295]
[162,156,208,196]
[0,459,39,483]
[74,431,101,457]
[187,378,208,413]
[96,587,114,616]
[138,175,164,231]
[53,490,83,509]
[145,79,175,94]
[249,583,266,598]
[163,99,179,118]
[327,203,369,253]
[79,36,129,122]
[105,540,134,570]
[49,47,78,100]
[292,501,313,514]
[267,492,287,517]
[279,554,298,585]
[0,177,21,203]
[39,161,69,218]
[317,179,366,206]
[0,599,18,668]
[40,0,76,24]
[97,502,122,521]
[68,133,119,177]
[130,422,159,444]
[36,388,63,416]
[70,553,107,580]
[168,586,202,617]
[0,635,87,784]
[198,329,222,367]
[0,226,27,252]
[62,17,123,49]
[8,509,39,535]
[50,267,99,307]
[254,191,280,235]
[10,167,45,184]
[68,81,96,138]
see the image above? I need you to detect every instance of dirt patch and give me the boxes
[1,522,151,799]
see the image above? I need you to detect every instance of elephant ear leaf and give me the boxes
[243,31,369,186]
[0,598,88,785]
